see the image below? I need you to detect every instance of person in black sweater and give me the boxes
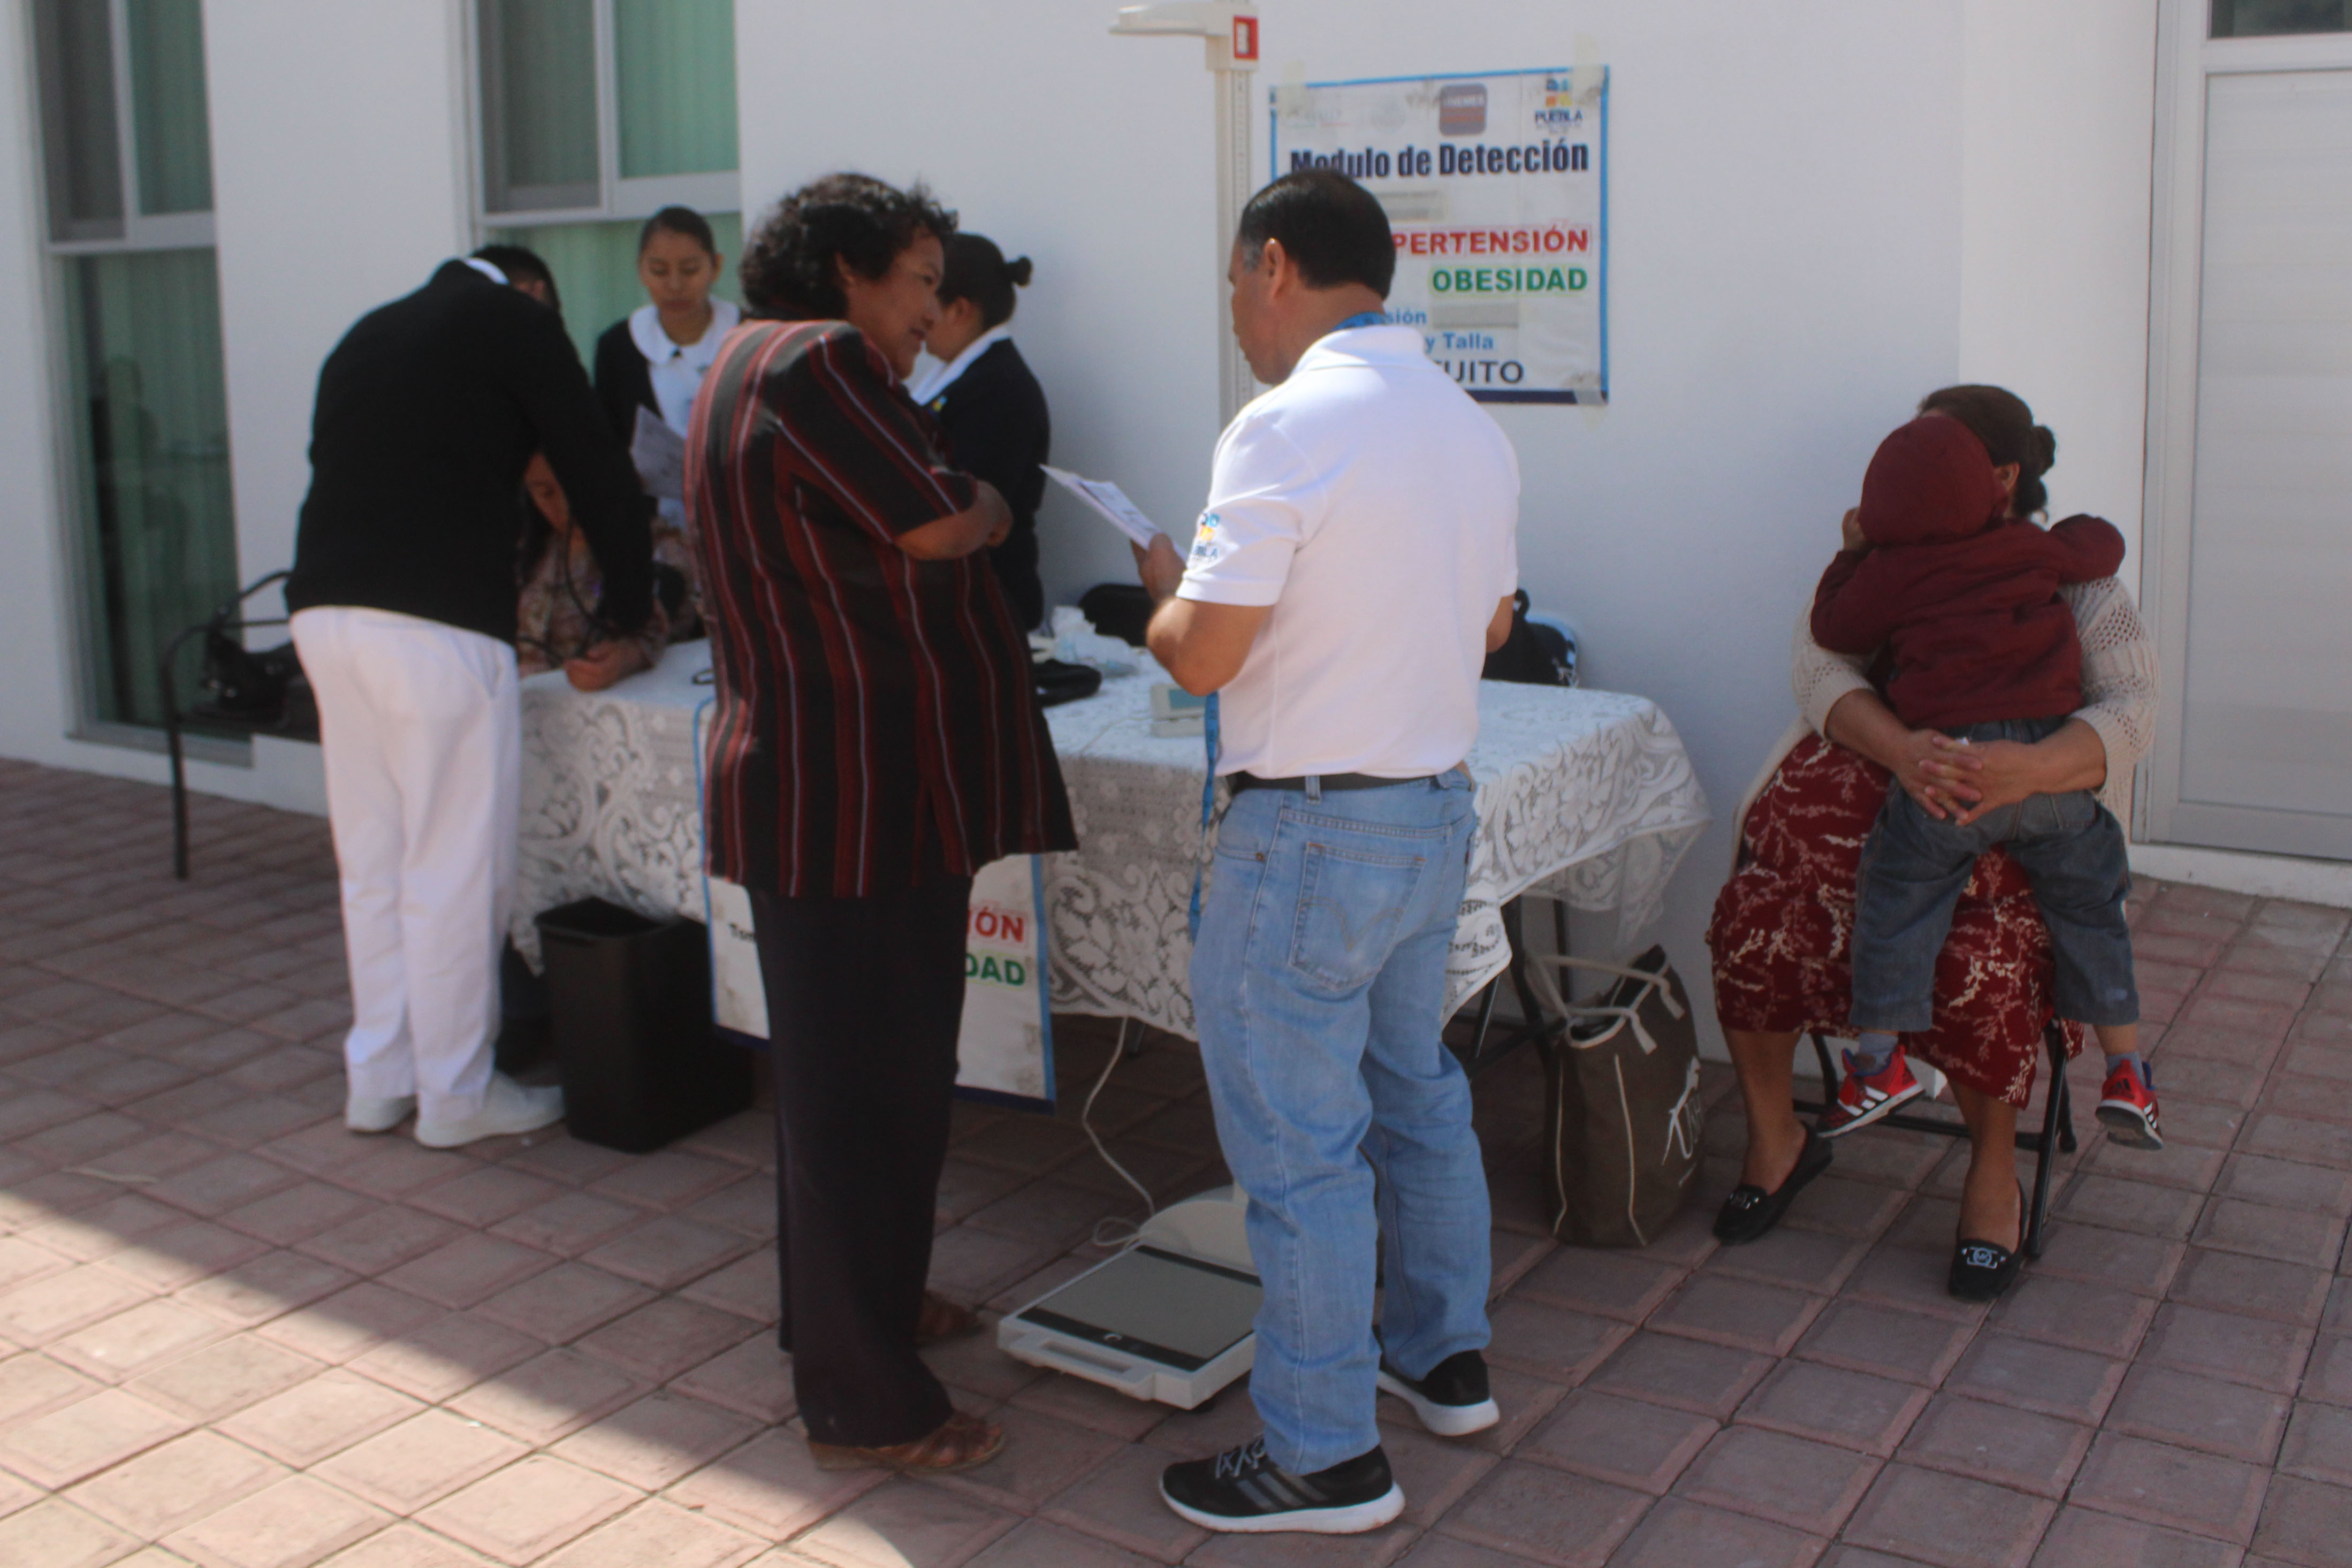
[913,234,1050,630]
[286,248,651,1151]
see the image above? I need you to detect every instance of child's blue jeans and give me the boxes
[1851,716,2138,1034]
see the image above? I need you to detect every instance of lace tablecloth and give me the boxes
[515,646,1711,1040]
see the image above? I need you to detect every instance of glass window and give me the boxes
[33,0,238,737]
[127,0,212,215]
[32,0,126,240]
[480,0,599,212]
[60,249,240,728]
[615,0,738,179]
[478,0,738,219]
[2212,0,2350,36]
[490,211,744,366]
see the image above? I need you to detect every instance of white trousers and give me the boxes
[291,607,519,1124]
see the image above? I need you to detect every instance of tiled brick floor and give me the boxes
[2,756,2350,1567]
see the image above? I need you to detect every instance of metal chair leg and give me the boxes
[168,713,191,882]
[1813,1033,1839,1102]
[1501,898,1564,1070]
[159,636,193,882]
[2025,1025,2073,1259]
[2053,1031,2079,1155]
[1463,977,1502,1065]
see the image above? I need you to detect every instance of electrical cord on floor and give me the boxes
[1084,1017,1158,1250]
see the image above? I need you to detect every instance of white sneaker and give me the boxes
[414,1074,565,1149]
[346,1095,416,1134]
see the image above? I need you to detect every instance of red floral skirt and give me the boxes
[1706,735,2085,1108]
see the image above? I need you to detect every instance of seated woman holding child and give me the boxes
[1705,384,2158,1301]
[515,453,701,689]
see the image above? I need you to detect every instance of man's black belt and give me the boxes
[1227,771,1437,795]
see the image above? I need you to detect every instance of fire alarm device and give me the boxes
[1231,14,1258,60]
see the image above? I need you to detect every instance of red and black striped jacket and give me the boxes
[687,319,1075,897]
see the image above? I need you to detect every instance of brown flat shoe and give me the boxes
[915,1290,982,1347]
[807,1409,1005,1473]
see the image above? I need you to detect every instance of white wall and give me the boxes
[208,0,476,620]
[1958,0,2161,566]
[0,0,476,815]
[0,0,2173,1036]
[0,1,96,785]
[738,0,1982,1041]
[199,0,479,815]
[735,0,1232,614]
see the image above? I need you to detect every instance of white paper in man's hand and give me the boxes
[1042,465,1164,550]
[631,406,688,503]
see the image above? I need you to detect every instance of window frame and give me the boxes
[2137,0,2352,851]
[2210,0,2351,39]
[472,0,740,229]
[35,0,215,254]
[27,0,245,758]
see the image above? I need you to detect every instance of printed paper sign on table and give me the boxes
[695,706,1055,1108]
[1272,65,1609,404]
[704,861,1055,1108]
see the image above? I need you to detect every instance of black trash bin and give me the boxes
[534,898,753,1153]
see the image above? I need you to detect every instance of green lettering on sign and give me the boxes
[1427,265,1584,296]
[963,952,1030,989]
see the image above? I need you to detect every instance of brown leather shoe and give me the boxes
[914,1290,981,1347]
[806,1409,1005,1473]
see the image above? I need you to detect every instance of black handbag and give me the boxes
[1483,589,1578,687]
[1033,657,1103,708]
[196,631,315,734]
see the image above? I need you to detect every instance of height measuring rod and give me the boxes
[1110,4,1262,427]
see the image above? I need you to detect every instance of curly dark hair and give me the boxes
[737,173,957,320]
[1917,384,2057,516]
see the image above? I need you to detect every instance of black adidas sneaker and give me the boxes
[1376,1349,1500,1437]
[1159,1437,1404,1534]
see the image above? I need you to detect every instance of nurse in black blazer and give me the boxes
[591,206,737,633]
[912,235,1050,629]
[591,205,740,446]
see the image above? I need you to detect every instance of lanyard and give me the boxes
[1188,692,1219,941]
[1186,310,1377,941]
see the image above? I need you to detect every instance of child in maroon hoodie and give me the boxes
[1809,416,2155,1249]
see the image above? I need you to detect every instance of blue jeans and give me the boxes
[1852,717,2139,1033]
[1190,768,1490,1474]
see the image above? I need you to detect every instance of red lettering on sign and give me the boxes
[969,907,1026,946]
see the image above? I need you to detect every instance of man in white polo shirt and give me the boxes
[1135,168,1521,1535]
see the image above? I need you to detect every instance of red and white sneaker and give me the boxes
[2096,1059,2163,1150]
[1817,1048,1925,1138]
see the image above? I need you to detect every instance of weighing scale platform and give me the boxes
[998,1186,1259,1409]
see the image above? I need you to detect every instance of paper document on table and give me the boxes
[1042,465,1164,549]
[630,406,688,502]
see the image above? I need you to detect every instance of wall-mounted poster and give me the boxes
[1272,66,1609,404]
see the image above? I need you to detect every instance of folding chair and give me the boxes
[1794,1025,2078,1259]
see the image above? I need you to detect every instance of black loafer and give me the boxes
[1712,1127,1832,1245]
[1948,1236,2024,1301]
[1949,1182,2027,1301]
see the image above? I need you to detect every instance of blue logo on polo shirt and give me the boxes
[1190,512,1222,567]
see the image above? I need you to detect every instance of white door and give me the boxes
[2144,1,2352,859]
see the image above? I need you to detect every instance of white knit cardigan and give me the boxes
[1730,576,2160,850]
